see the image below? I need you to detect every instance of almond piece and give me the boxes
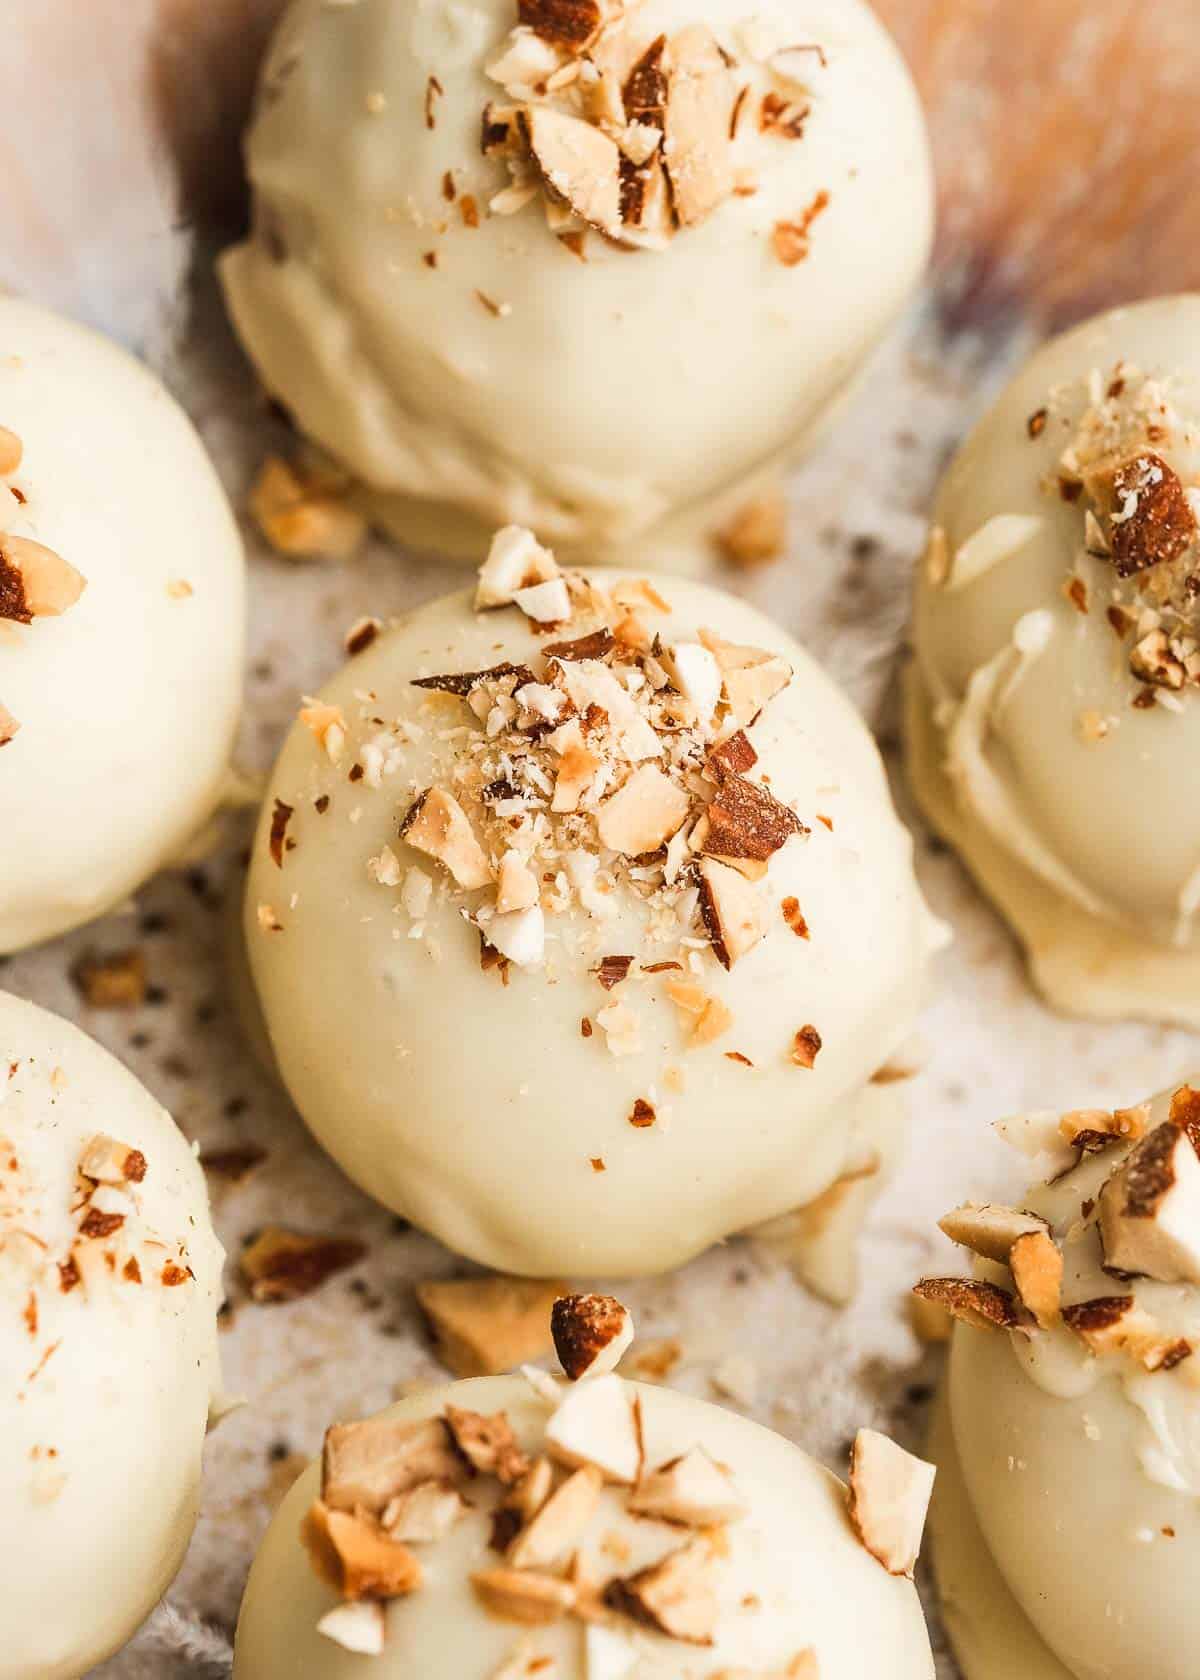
[1092,451,1197,577]
[302,1500,423,1600]
[71,948,148,1010]
[298,700,347,763]
[0,702,18,747]
[471,1567,577,1624]
[910,1277,1031,1334]
[1008,1230,1063,1329]
[596,765,690,856]
[416,1275,564,1377]
[496,852,541,915]
[401,787,493,890]
[514,576,571,624]
[249,455,366,561]
[1098,1121,1200,1283]
[519,106,623,237]
[703,774,804,863]
[605,1535,721,1645]
[0,535,86,621]
[629,1447,748,1526]
[518,0,602,49]
[847,1430,935,1578]
[699,630,792,726]
[381,1479,469,1543]
[78,1134,147,1186]
[476,526,560,608]
[937,1203,1050,1264]
[0,426,22,476]
[483,905,546,966]
[446,1405,530,1485]
[544,1371,641,1484]
[551,723,601,813]
[661,25,735,227]
[715,492,787,568]
[697,857,763,969]
[508,1464,604,1569]
[322,1415,463,1514]
[551,1293,635,1380]
[661,641,722,726]
[241,1226,366,1304]
[316,1601,385,1655]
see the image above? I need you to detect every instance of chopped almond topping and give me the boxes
[605,1535,721,1644]
[551,1293,634,1380]
[910,1277,1031,1333]
[477,526,561,608]
[416,1275,564,1377]
[703,773,804,863]
[446,1406,530,1485]
[381,1479,469,1543]
[520,106,622,237]
[1093,451,1196,577]
[596,765,690,856]
[268,797,295,869]
[716,492,787,568]
[544,1372,641,1483]
[316,1601,385,1656]
[1098,1122,1200,1283]
[661,25,735,228]
[780,897,809,939]
[699,631,792,725]
[847,1430,935,1579]
[496,850,541,915]
[937,1203,1050,1264]
[550,723,601,813]
[302,1500,422,1600]
[298,701,347,763]
[0,703,18,747]
[708,731,758,777]
[0,426,22,476]
[70,949,147,1010]
[78,1134,147,1185]
[518,0,601,48]
[249,455,366,561]
[629,1447,747,1526]
[629,1098,656,1128]
[0,535,85,622]
[240,1226,366,1304]
[772,191,830,267]
[789,1026,822,1069]
[697,858,764,969]
[1008,1230,1062,1329]
[508,1464,604,1569]
[472,1567,577,1624]
[401,787,494,890]
[413,661,535,699]
[323,1415,462,1515]
[664,977,733,1047]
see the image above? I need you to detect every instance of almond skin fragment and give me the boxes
[789,1026,822,1069]
[518,0,601,48]
[240,1226,366,1304]
[551,1292,635,1380]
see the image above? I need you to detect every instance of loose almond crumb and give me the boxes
[240,1227,366,1303]
[416,1275,564,1377]
[70,948,147,1009]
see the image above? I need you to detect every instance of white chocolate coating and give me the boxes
[0,991,226,1680]
[244,567,940,1276]
[909,295,1200,1025]
[934,1081,1200,1680]
[234,1374,935,1678]
[0,297,244,954]
[220,0,933,550]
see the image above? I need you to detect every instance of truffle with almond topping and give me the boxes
[233,1301,934,1677]
[220,0,931,558]
[0,992,225,1680]
[908,294,1200,1027]
[0,297,244,955]
[923,1075,1200,1680]
[242,537,942,1278]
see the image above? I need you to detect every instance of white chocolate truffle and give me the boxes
[0,991,226,1680]
[0,297,244,954]
[233,1330,935,1676]
[220,0,933,552]
[243,542,942,1276]
[908,294,1200,1026]
[920,1080,1200,1680]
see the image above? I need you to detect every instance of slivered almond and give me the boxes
[401,787,493,889]
[416,1275,563,1377]
[847,1430,935,1579]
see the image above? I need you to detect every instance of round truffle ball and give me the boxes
[908,294,1200,1026]
[220,0,932,553]
[243,540,941,1276]
[0,991,226,1680]
[0,297,244,954]
[922,1080,1200,1680]
[234,1361,935,1676]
